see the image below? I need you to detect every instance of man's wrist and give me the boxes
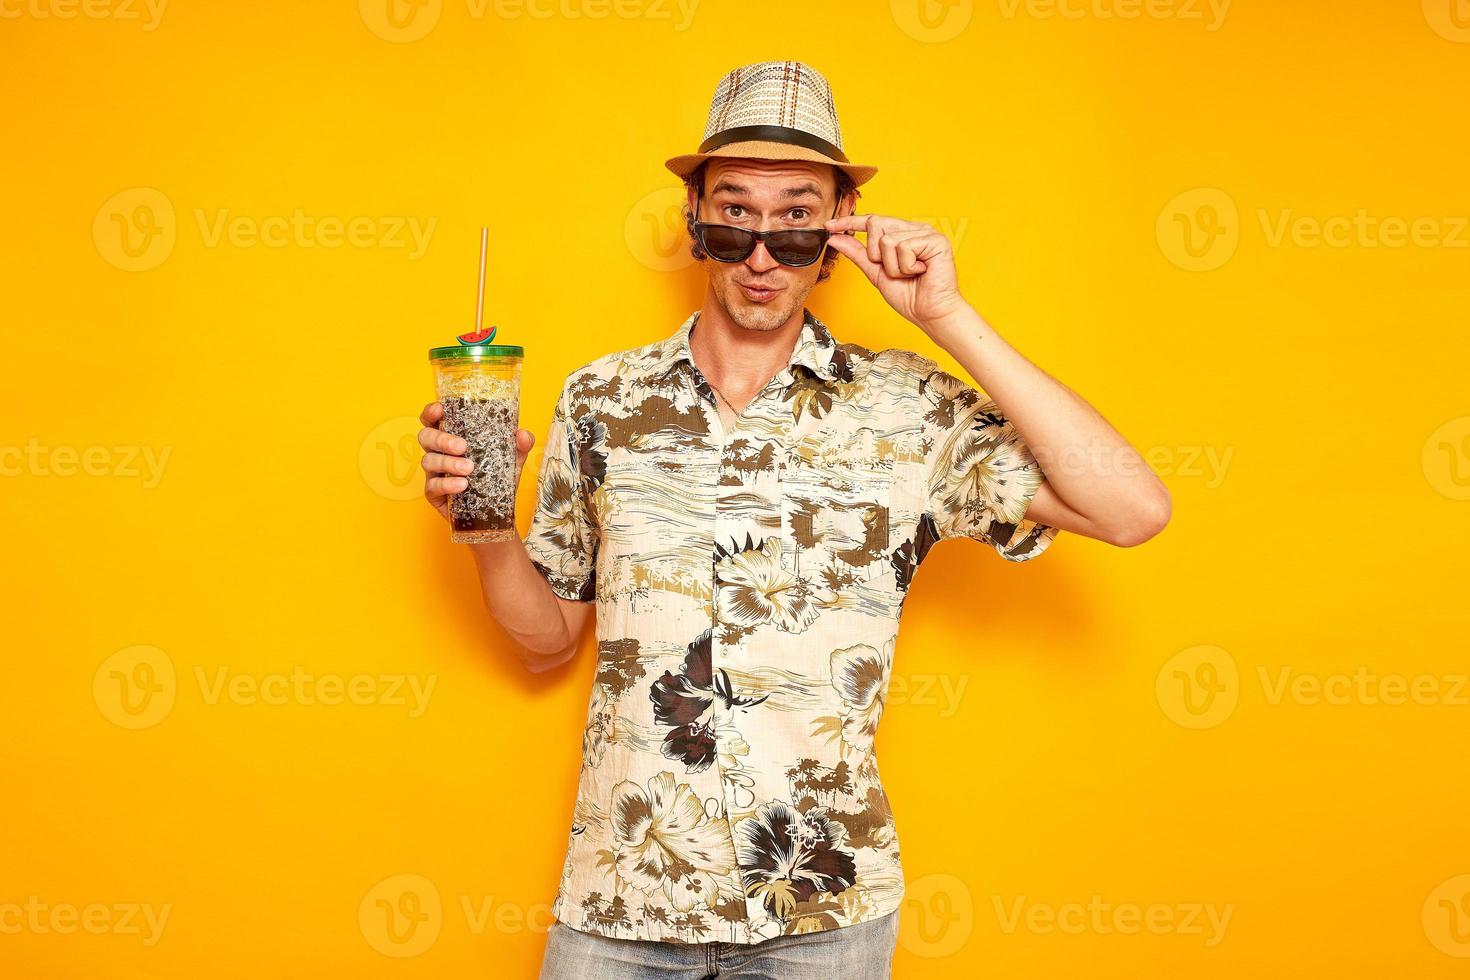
[920,301,991,349]
[467,534,524,563]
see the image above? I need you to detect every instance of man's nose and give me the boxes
[744,238,779,273]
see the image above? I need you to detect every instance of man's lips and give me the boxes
[736,281,782,302]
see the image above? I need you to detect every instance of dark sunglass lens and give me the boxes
[767,230,828,267]
[699,225,755,262]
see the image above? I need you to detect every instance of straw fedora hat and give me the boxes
[665,61,878,187]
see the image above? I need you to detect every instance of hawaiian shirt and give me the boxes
[523,307,1057,945]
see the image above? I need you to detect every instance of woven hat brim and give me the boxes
[665,140,878,187]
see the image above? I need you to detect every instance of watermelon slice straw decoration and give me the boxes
[457,327,496,346]
[456,227,496,347]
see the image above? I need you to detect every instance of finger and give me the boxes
[421,452,475,477]
[515,428,536,461]
[424,475,469,501]
[824,214,876,234]
[825,213,921,236]
[418,426,467,456]
[879,235,906,279]
[896,239,927,276]
[419,401,444,426]
[882,230,931,275]
[825,233,883,283]
[887,228,943,263]
[866,220,885,265]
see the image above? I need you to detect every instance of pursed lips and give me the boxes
[736,280,782,300]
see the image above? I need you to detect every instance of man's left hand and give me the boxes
[824,214,970,331]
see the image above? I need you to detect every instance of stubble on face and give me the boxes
[711,266,808,333]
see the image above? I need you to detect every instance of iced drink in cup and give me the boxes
[428,342,524,543]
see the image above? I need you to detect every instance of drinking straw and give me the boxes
[474,227,488,332]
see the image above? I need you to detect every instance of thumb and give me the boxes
[826,233,881,282]
[514,428,536,481]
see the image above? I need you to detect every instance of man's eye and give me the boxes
[790,209,809,221]
[725,206,745,219]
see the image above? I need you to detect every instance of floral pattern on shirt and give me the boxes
[525,308,1056,945]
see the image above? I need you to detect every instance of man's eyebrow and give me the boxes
[780,184,823,200]
[708,180,824,201]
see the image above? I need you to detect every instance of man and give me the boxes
[417,61,1169,979]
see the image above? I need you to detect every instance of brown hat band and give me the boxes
[697,124,850,164]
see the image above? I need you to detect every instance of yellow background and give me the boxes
[4,0,1468,976]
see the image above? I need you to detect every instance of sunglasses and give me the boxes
[692,196,840,268]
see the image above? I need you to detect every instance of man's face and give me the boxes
[690,158,844,333]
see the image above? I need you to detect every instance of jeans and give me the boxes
[538,910,900,979]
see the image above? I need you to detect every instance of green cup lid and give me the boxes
[429,344,524,360]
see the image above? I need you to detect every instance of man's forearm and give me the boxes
[922,303,1171,545]
[467,538,579,666]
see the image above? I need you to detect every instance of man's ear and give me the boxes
[837,186,856,219]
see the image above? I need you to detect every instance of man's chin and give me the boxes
[721,288,800,332]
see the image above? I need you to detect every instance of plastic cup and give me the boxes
[428,343,524,543]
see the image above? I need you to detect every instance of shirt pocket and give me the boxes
[596,442,720,591]
[779,455,896,590]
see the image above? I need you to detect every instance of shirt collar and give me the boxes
[649,308,842,386]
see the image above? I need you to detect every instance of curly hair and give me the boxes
[680,160,861,283]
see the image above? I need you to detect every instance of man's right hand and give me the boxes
[418,401,537,527]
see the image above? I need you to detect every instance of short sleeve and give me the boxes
[920,366,1057,562]
[523,380,600,601]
